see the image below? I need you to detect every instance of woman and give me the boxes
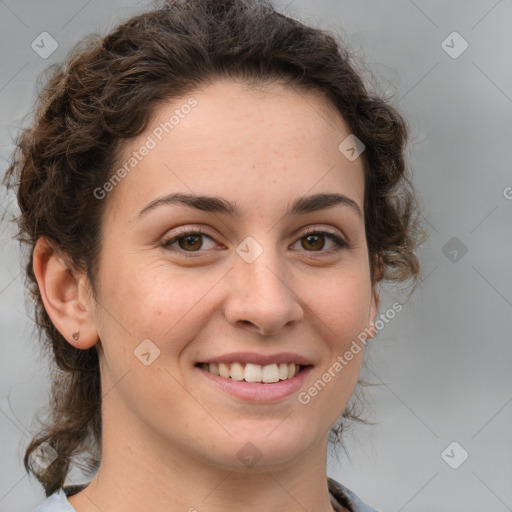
[5,0,422,510]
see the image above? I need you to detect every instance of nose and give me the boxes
[223,246,304,336]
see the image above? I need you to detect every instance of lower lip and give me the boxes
[196,365,313,403]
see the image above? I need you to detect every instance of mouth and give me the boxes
[193,352,314,403]
[195,361,311,384]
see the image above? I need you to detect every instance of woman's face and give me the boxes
[89,79,378,470]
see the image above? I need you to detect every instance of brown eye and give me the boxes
[290,230,346,254]
[162,230,217,252]
[178,234,203,251]
[301,233,326,251]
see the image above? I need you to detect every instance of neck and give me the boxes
[68,394,338,512]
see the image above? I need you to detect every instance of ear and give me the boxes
[33,236,99,349]
[366,282,380,340]
[366,253,384,339]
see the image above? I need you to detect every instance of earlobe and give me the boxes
[33,237,99,349]
[366,254,384,339]
[367,285,380,340]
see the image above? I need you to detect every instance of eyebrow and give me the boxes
[138,192,362,219]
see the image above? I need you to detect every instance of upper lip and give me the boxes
[197,352,313,366]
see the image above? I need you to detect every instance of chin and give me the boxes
[200,424,318,471]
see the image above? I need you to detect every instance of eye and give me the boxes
[161,228,219,253]
[160,227,347,256]
[290,229,347,254]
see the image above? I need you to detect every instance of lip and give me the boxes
[197,352,314,366]
[195,364,313,403]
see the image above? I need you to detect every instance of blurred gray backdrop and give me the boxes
[1,1,511,511]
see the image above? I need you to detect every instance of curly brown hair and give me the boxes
[3,0,424,497]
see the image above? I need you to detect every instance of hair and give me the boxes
[3,0,424,497]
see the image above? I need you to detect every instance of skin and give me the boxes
[34,79,379,512]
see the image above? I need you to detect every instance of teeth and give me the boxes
[209,362,220,376]
[244,363,262,382]
[230,362,244,381]
[201,362,303,383]
[278,362,288,380]
[219,362,230,378]
[262,363,280,383]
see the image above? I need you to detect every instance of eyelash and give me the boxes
[160,227,347,257]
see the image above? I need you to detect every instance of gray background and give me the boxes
[1,1,511,511]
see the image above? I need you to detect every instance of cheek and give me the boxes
[302,269,372,344]
[95,253,219,348]
[93,259,214,417]
[288,268,370,417]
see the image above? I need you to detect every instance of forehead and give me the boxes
[106,79,365,220]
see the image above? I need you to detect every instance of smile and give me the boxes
[196,362,304,383]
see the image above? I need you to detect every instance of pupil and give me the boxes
[304,234,323,250]
[180,235,201,250]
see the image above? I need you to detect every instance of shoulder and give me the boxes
[328,477,381,512]
[32,489,74,512]
[32,484,86,512]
